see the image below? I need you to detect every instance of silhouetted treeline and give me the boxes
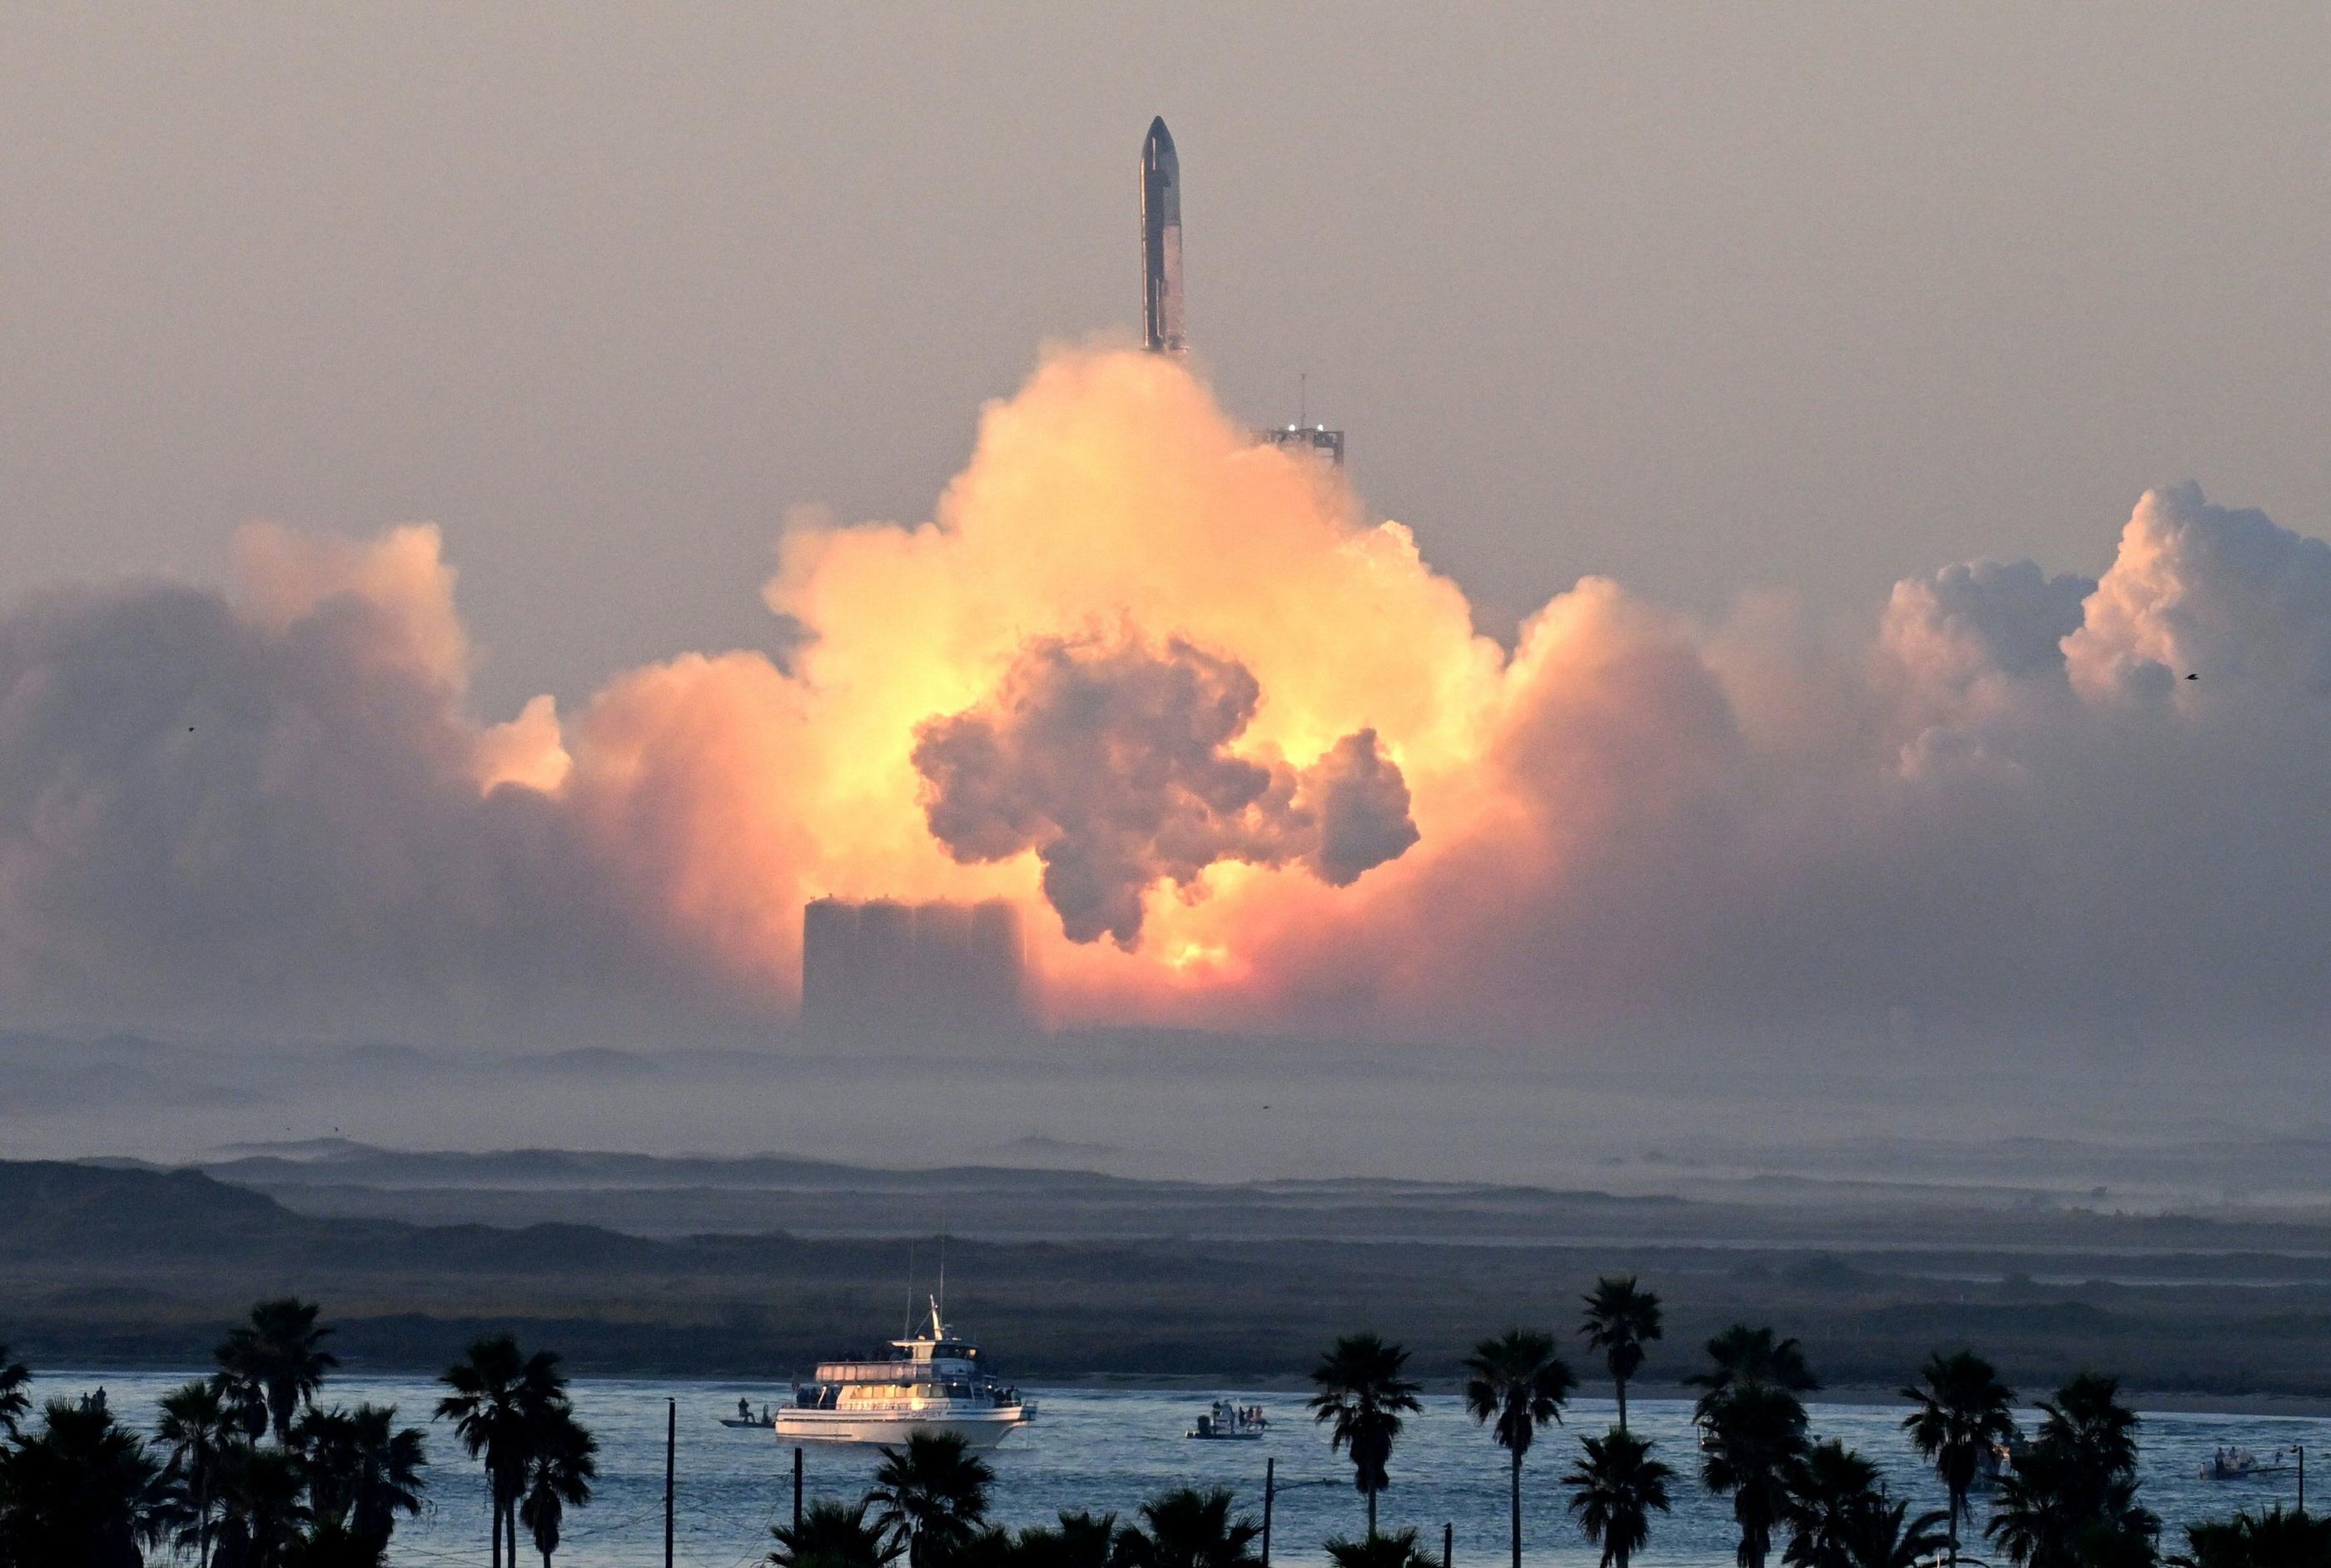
[0,1300,597,1567]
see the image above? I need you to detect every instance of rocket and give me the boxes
[1141,117,1185,355]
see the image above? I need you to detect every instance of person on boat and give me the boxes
[738,1397,752,1420]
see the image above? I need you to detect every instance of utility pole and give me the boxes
[794,1446,806,1533]
[2299,1442,2308,1515]
[1260,1457,1275,1568]
[664,1397,676,1568]
[1442,1521,1452,1568]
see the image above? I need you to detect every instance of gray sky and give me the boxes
[5,5,2326,716]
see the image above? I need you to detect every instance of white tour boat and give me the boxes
[776,1298,1035,1448]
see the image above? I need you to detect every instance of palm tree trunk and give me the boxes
[1366,1486,1378,1541]
[1947,1488,1962,1566]
[1615,1378,1628,1433]
[1508,1451,1522,1568]
[491,1491,504,1568]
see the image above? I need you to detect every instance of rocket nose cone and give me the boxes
[1145,116,1174,156]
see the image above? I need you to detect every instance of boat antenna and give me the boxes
[904,1239,916,1338]
[938,1234,947,1327]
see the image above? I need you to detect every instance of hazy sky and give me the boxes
[5,5,2326,716]
[8,7,2331,1064]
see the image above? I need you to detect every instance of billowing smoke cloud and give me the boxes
[1300,727,1422,888]
[1235,479,2331,1049]
[6,349,2331,1058]
[912,634,1416,945]
[0,525,753,1043]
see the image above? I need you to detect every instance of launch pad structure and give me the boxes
[1256,423,1345,467]
[801,897,1031,1045]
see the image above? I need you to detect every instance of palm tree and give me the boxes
[2035,1372,2140,1490]
[0,1397,171,1568]
[951,1525,1020,1568]
[436,1333,570,1568]
[1323,1528,1438,1568]
[344,1405,429,1556]
[436,1335,526,1568]
[282,1514,385,1567]
[1778,1440,1882,1568]
[293,1402,428,1557]
[216,1298,340,1446]
[1987,1444,2157,1568]
[1701,1382,1811,1568]
[1986,1376,2155,1568]
[1117,1486,1263,1568]
[1686,1325,1819,1427]
[1986,1445,2081,1568]
[1053,1511,1128,1568]
[1464,1328,1577,1568]
[1563,1427,1673,1568]
[159,1377,236,1567]
[517,1405,597,1566]
[869,1432,997,1568]
[214,1368,271,1447]
[211,1439,315,1568]
[0,1344,28,1437]
[1843,1499,1954,1568]
[1578,1279,1663,1432]
[1900,1350,2016,1565]
[968,1511,1126,1568]
[772,1498,909,1568]
[2169,1505,2331,1567]
[1310,1333,1424,1540]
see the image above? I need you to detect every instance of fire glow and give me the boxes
[529,346,1497,1025]
[0,343,2318,1049]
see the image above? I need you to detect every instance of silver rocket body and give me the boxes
[1141,117,1185,355]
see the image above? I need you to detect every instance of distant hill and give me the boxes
[0,1160,295,1256]
[0,1159,679,1274]
[162,1140,2331,1268]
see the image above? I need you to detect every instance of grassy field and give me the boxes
[8,1159,2331,1398]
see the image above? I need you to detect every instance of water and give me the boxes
[27,1372,2324,1566]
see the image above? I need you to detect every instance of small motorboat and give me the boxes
[1186,1400,1268,1441]
[720,1400,776,1430]
[2200,1445,2289,1481]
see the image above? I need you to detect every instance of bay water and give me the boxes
[32,1372,2325,1566]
